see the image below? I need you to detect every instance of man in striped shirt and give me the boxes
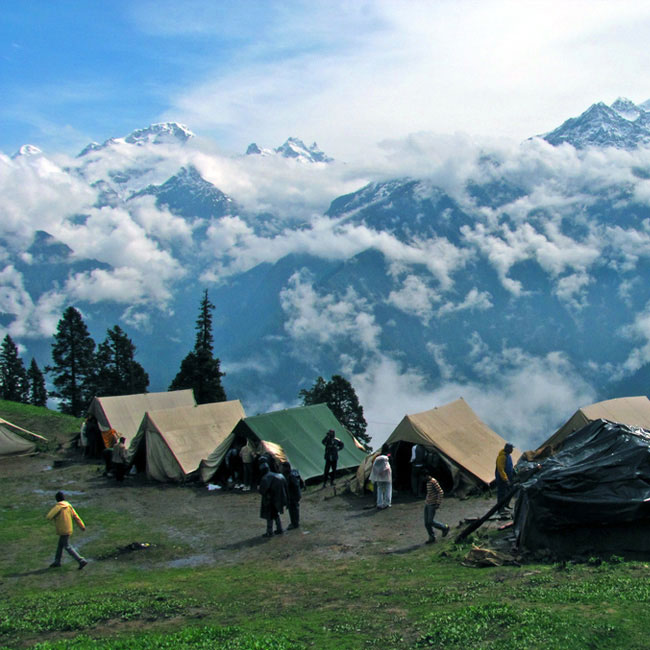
[424,473,450,544]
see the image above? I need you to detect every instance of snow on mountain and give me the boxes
[542,98,650,149]
[247,137,333,163]
[11,144,43,159]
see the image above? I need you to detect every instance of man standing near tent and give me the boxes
[411,443,426,497]
[111,436,129,482]
[281,461,304,529]
[46,491,88,569]
[322,429,344,487]
[424,473,449,544]
[495,442,515,513]
[258,464,288,537]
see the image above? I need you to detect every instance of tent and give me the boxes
[524,395,650,460]
[87,390,196,446]
[514,419,650,554]
[377,398,520,495]
[129,400,245,482]
[201,403,367,483]
[0,417,47,457]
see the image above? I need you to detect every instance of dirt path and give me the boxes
[5,451,506,569]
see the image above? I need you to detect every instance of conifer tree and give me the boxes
[300,374,369,446]
[0,334,28,403]
[94,325,149,396]
[47,306,96,416]
[169,290,226,404]
[27,358,48,407]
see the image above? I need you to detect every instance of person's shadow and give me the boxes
[6,567,52,578]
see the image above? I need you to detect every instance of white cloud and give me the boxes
[352,348,596,451]
[279,269,381,353]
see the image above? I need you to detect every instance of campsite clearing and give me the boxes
[2,402,650,649]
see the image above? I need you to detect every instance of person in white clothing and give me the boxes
[369,445,392,510]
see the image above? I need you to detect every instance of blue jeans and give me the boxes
[54,535,84,565]
[424,504,446,539]
[376,481,392,508]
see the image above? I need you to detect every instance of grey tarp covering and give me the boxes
[524,395,650,460]
[88,390,196,446]
[515,419,650,554]
[0,417,46,457]
[382,398,521,493]
[129,400,245,482]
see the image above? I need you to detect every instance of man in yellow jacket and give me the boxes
[46,491,88,569]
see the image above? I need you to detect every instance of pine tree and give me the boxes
[0,334,29,403]
[300,374,370,446]
[94,325,149,396]
[27,358,48,407]
[169,290,226,404]
[46,306,96,417]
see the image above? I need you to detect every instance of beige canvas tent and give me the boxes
[369,398,520,495]
[129,400,246,482]
[525,395,650,460]
[0,417,47,457]
[88,390,196,446]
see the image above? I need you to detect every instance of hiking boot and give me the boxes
[274,529,284,535]
[442,525,450,538]
[426,537,436,544]
[262,532,273,538]
[78,559,88,570]
[49,562,61,568]
[287,524,297,530]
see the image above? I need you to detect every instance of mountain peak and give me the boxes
[11,144,43,159]
[541,99,650,149]
[246,138,333,163]
[124,122,194,145]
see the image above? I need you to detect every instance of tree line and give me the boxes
[0,290,369,445]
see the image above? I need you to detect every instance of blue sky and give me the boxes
[3,0,650,160]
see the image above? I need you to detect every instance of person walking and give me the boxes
[321,429,344,487]
[46,491,88,569]
[423,473,449,544]
[495,442,515,512]
[370,447,392,510]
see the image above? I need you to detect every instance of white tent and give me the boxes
[129,400,245,482]
[88,390,196,446]
[0,417,47,457]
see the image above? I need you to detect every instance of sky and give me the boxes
[3,0,650,161]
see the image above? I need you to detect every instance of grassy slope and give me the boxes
[1,404,649,649]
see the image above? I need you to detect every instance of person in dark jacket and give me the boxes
[258,464,288,537]
[281,461,304,530]
[321,429,344,487]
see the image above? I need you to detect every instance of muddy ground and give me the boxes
[3,450,511,569]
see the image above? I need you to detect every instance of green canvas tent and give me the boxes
[201,403,366,483]
[374,398,520,495]
[88,389,196,446]
[0,417,47,457]
[129,400,246,482]
[524,395,650,460]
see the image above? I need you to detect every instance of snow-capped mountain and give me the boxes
[78,122,194,157]
[542,97,650,148]
[4,107,650,448]
[246,137,333,163]
[11,144,43,159]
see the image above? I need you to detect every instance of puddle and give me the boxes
[167,554,214,568]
